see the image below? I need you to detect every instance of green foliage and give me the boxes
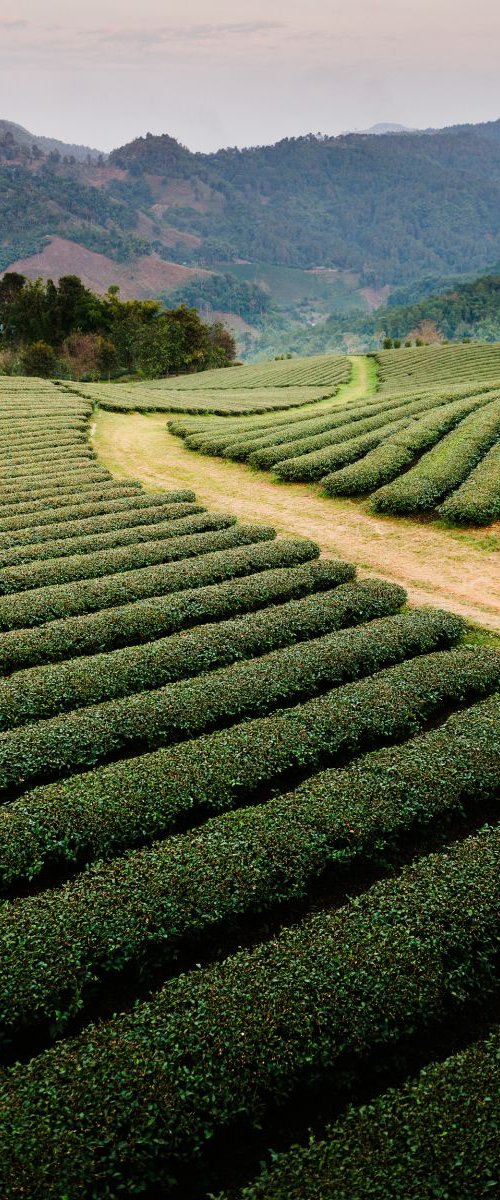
[229,1028,500,1199]
[0,694,497,1038]
[1,827,499,1196]
[0,545,326,675]
[4,642,497,889]
[0,273,236,378]
[439,441,500,525]
[0,522,277,630]
[371,396,500,514]
[1,577,388,728]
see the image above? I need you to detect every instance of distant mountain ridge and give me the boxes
[2,114,500,356]
[0,120,104,163]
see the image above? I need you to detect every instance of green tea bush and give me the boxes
[372,397,500,514]
[0,516,241,596]
[0,579,399,728]
[1,695,497,1035]
[0,827,498,1197]
[439,441,500,525]
[1,603,461,793]
[0,489,196,535]
[322,392,491,496]
[274,419,409,482]
[230,1029,500,1200]
[2,644,495,889]
[0,524,276,629]
[0,509,219,569]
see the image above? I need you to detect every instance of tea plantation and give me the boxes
[0,375,498,1198]
[164,345,500,525]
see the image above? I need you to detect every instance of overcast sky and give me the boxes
[0,0,499,152]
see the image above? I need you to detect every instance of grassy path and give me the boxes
[93,357,500,633]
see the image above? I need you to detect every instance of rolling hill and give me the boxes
[3,116,500,350]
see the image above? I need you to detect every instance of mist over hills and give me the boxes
[2,115,500,355]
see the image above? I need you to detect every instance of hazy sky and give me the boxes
[1,1,499,152]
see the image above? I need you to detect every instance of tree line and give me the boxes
[0,273,236,379]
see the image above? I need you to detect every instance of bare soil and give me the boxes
[5,237,207,299]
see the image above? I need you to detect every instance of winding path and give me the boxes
[93,357,500,633]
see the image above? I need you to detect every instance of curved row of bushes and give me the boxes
[0,605,451,795]
[1,694,497,1037]
[1,469,113,505]
[230,1028,500,1200]
[0,516,245,597]
[0,488,195,535]
[2,644,496,889]
[0,524,277,630]
[372,396,500,514]
[0,553,339,676]
[439,440,500,526]
[274,417,410,483]
[0,826,499,1197]
[0,500,202,554]
[322,392,492,497]
[0,579,403,729]
[0,507,215,570]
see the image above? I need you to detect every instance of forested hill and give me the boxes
[3,116,500,337]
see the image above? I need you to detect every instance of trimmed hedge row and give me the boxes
[0,525,277,630]
[0,437,88,460]
[2,694,497,1036]
[274,419,409,483]
[0,604,450,794]
[184,397,398,459]
[371,396,500,514]
[0,503,204,557]
[182,389,477,470]
[0,469,112,504]
[0,489,196,535]
[439,440,500,526]
[0,579,400,729]
[0,826,499,1198]
[322,392,492,497]
[248,417,411,475]
[0,553,339,675]
[0,516,243,598]
[230,1029,500,1200]
[1,643,494,888]
[4,451,96,478]
[0,507,213,569]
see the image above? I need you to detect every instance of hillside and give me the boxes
[3,117,500,346]
[0,376,499,1199]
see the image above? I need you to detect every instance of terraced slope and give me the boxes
[70,353,352,415]
[0,378,498,1199]
[168,349,500,525]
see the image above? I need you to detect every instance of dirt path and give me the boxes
[93,395,500,632]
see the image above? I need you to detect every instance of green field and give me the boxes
[0,373,498,1197]
[165,346,500,525]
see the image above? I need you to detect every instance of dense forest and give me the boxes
[3,119,500,289]
[0,273,235,379]
[276,273,500,357]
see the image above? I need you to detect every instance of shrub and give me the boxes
[0,509,218,570]
[0,489,196,535]
[1,695,497,1035]
[322,392,492,496]
[0,579,401,729]
[0,523,277,630]
[231,1030,500,1200]
[274,418,409,482]
[0,827,499,1197]
[2,643,496,889]
[371,396,500,514]
[0,540,323,673]
[438,441,500,526]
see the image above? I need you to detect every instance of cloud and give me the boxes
[86,21,284,46]
[0,19,28,29]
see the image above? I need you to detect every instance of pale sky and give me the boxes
[0,0,499,152]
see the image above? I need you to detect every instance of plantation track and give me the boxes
[93,405,500,632]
